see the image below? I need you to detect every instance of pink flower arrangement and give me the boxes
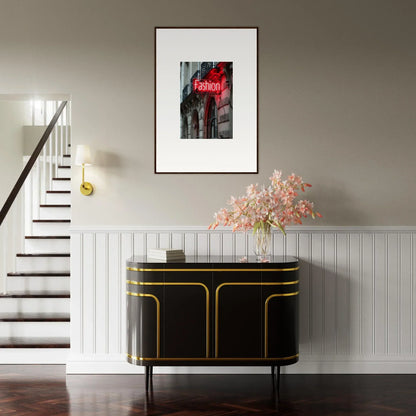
[209,170,321,235]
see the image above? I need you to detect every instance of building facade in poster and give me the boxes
[180,61,233,139]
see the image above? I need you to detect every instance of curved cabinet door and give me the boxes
[214,270,262,358]
[127,269,164,359]
[163,269,211,358]
[262,270,299,359]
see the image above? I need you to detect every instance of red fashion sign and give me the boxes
[193,79,221,94]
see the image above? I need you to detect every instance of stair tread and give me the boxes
[46,191,71,194]
[7,272,70,277]
[16,253,70,257]
[33,219,70,223]
[52,178,70,181]
[0,313,70,322]
[40,204,71,208]
[63,154,71,157]
[58,165,71,169]
[0,337,70,348]
[0,291,70,298]
[25,236,70,239]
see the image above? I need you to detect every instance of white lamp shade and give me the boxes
[75,145,92,166]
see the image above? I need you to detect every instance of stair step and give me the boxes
[24,237,70,254]
[39,204,71,208]
[15,253,70,272]
[5,276,69,292]
[17,253,70,257]
[0,313,70,322]
[0,291,70,298]
[39,206,71,220]
[52,178,71,191]
[0,297,69,314]
[25,236,70,239]
[63,155,71,157]
[46,192,71,204]
[60,157,71,167]
[7,272,70,277]
[32,220,70,236]
[33,219,70,223]
[0,337,70,348]
[51,179,71,191]
[0,321,69,337]
[57,166,71,178]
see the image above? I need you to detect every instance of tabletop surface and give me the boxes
[127,255,299,267]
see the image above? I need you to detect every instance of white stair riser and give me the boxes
[32,222,70,236]
[16,257,70,273]
[57,168,71,179]
[39,207,71,220]
[46,193,71,205]
[25,239,70,253]
[52,180,71,191]
[0,322,69,337]
[0,298,69,314]
[5,277,69,292]
[61,157,71,167]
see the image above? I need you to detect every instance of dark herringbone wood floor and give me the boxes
[0,365,416,415]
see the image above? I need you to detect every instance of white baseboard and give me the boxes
[0,349,69,364]
[65,354,416,374]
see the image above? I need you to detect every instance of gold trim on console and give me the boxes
[126,291,160,358]
[127,267,300,272]
[264,291,300,357]
[127,353,299,362]
[215,281,299,357]
[127,280,210,357]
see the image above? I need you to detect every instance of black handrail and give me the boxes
[0,101,68,226]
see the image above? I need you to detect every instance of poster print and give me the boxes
[180,62,233,139]
[155,28,257,173]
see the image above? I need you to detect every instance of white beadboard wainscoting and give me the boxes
[67,226,416,374]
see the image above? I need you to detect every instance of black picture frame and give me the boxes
[154,27,258,174]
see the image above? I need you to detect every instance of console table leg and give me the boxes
[276,366,280,397]
[145,366,150,391]
[271,366,275,377]
[150,365,153,388]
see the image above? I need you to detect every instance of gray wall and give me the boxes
[1,0,415,225]
[0,101,26,207]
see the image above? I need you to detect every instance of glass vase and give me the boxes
[252,225,272,262]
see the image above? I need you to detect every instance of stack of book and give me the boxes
[147,248,185,262]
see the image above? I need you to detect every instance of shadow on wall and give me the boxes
[90,150,125,193]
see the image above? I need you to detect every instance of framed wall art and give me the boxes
[155,27,258,173]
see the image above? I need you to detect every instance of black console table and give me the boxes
[126,255,299,391]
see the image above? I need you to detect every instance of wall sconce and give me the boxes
[75,145,94,196]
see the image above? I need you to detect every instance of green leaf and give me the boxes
[277,222,286,236]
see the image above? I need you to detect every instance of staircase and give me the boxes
[0,101,71,362]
